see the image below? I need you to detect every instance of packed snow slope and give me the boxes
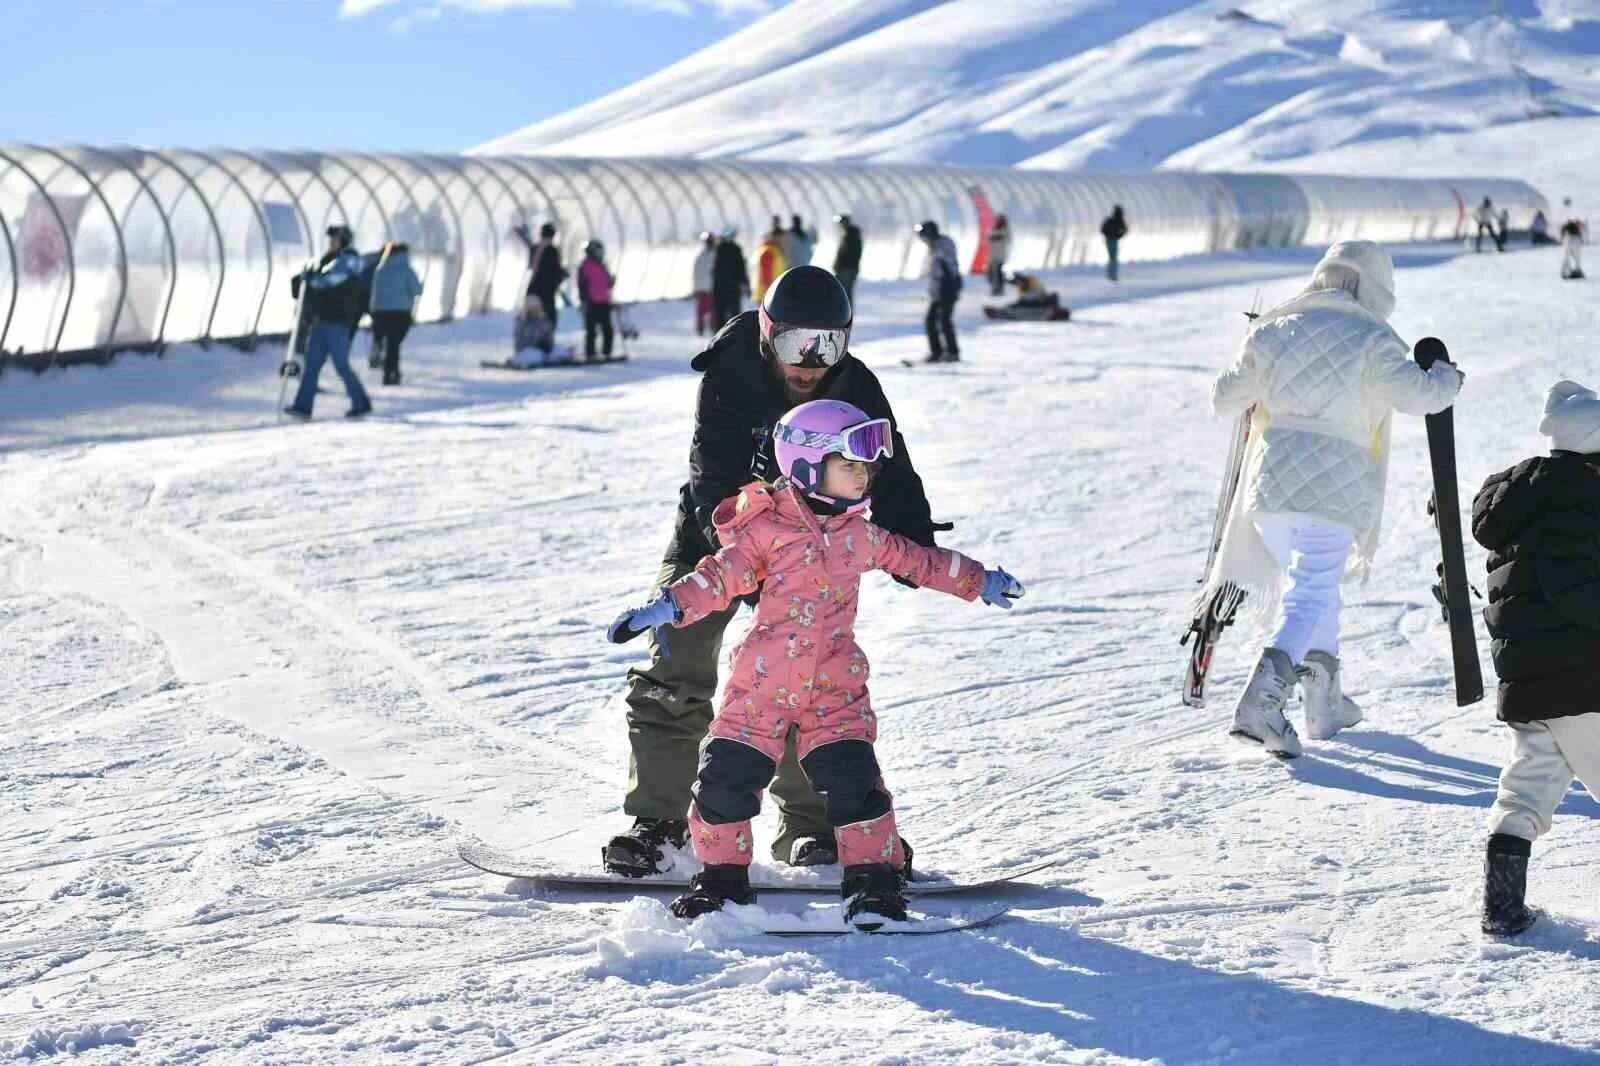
[476,0,1600,170]
[3,241,1599,1063]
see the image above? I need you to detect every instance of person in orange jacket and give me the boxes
[755,226,788,304]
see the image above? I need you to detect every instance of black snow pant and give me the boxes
[712,286,742,331]
[370,311,412,384]
[925,297,959,360]
[530,286,559,332]
[584,302,614,357]
[987,260,1006,296]
[693,737,891,836]
[1105,237,1120,281]
[1476,224,1504,253]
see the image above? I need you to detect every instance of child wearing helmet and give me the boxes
[607,399,1024,926]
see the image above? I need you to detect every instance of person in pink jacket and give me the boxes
[576,240,616,360]
[607,399,1025,926]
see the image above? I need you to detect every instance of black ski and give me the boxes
[1413,337,1484,706]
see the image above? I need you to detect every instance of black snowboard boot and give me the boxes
[1482,833,1538,937]
[842,862,909,927]
[601,817,688,878]
[788,836,839,867]
[669,863,755,919]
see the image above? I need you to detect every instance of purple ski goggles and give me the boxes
[774,417,894,464]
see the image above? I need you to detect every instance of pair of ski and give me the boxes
[1183,333,1483,708]
[458,843,1052,937]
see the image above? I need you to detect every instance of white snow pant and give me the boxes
[1562,237,1583,275]
[1254,516,1354,665]
[1487,715,1600,841]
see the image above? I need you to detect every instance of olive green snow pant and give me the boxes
[624,555,830,863]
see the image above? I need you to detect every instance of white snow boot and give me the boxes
[1229,648,1302,758]
[1297,650,1363,741]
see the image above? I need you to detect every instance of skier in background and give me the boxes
[1206,240,1462,758]
[1470,380,1600,936]
[607,399,1023,924]
[1475,197,1504,253]
[1101,206,1128,282]
[756,224,788,304]
[693,231,717,336]
[368,241,422,386]
[576,240,615,361]
[284,224,371,420]
[1530,210,1553,246]
[916,220,962,363]
[1560,214,1586,280]
[985,214,1011,296]
[512,221,568,332]
[832,213,863,309]
[784,214,815,267]
[711,228,750,329]
[603,266,946,880]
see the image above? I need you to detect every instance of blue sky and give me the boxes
[5,0,770,152]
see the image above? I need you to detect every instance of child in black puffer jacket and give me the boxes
[1471,380,1600,936]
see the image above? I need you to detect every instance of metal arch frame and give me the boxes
[317,154,395,259]
[620,157,697,300]
[346,151,433,291]
[879,165,937,278]
[576,158,641,261]
[718,158,783,240]
[377,152,467,318]
[66,144,182,352]
[429,153,516,314]
[262,150,350,239]
[27,145,132,360]
[501,156,600,267]
[168,148,275,343]
[692,160,758,244]
[0,207,17,361]
[210,149,313,342]
[843,161,919,280]
[0,147,80,358]
[584,157,655,298]
[133,147,228,346]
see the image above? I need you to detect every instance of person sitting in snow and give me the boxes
[606,399,1024,926]
[1471,381,1600,936]
[1204,240,1463,758]
[1008,271,1058,309]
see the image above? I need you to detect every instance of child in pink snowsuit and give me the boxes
[608,399,1024,924]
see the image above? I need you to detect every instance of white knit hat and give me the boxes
[1312,240,1396,321]
[1540,380,1600,453]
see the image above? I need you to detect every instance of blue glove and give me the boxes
[607,591,680,644]
[980,568,1025,609]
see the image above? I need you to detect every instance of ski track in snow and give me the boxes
[2,245,1597,1063]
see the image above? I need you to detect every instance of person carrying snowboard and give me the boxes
[284,224,372,420]
[606,399,1024,924]
[1205,240,1462,757]
[606,266,946,880]
[1470,380,1600,936]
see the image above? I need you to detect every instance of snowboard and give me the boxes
[275,262,314,420]
[457,843,1056,897]
[765,907,1010,937]
[983,304,1071,322]
[1414,337,1484,706]
[481,352,627,371]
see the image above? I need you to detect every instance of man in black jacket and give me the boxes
[1471,379,1600,936]
[832,213,863,308]
[512,221,567,332]
[606,265,941,877]
[711,229,750,331]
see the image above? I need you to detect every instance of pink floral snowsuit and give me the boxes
[666,479,987,869]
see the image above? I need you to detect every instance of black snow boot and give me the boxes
[842,862,909,927]
[787,836,839,867]
[669,863,755,919]
[601,817,688,878]
[1482,833,1538,937]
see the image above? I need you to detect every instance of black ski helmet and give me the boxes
[914,219,939,240]
[540,222,557,239]
[759,265,853,368]
[326,223,354,247]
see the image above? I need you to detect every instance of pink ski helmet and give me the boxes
[772,399,894,513]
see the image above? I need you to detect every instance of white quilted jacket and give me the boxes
[1212,288,1461,540]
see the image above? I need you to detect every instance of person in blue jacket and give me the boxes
[286,225,371,419]
[369,242,422,386]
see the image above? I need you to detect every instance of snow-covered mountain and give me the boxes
[475,0,1600,171]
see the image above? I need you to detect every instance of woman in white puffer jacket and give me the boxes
[1208,240,1463,757]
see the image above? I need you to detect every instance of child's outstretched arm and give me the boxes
[870,530,1023,607]
[604,540,765,646]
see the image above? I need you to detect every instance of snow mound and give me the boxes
[476,0,1600,170]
